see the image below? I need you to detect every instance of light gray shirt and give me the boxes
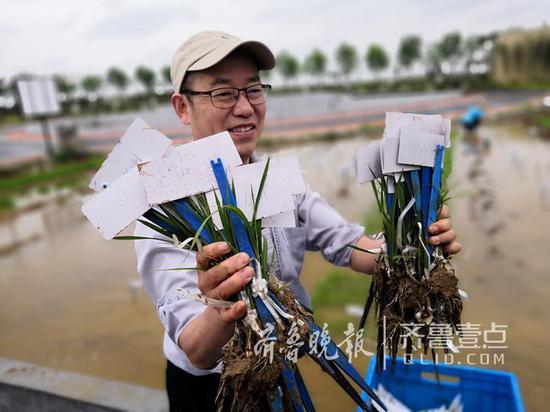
[134,154,364,375]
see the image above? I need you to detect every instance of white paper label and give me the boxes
[82,167,150,239]
[140,131,242,205]
[356,141,383,183]
[399,118,452,149]
[398,129,446,167]
[442,118,452,148]
[89,117,172,192]
[382,137,419,174]
[384,112,442,138]
[230,156,304,220]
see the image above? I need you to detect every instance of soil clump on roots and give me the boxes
[373,255,463,360]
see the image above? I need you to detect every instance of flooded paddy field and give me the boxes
[1,124,549,411]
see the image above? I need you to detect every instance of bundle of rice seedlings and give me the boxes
[122,158,386,412]
[82,120,385,411]
[134,158,385,412]
[354,113,464,370]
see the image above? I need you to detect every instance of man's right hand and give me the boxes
[179,242,253,369]
[196,241,254,323]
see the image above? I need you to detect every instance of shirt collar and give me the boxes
[249,151,264,164]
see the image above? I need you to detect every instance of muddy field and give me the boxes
[1,124,549,411]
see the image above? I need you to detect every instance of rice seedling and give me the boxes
[354,113,463,372]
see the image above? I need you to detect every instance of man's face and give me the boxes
[172,51,266,162]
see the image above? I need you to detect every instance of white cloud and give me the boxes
[86,4,199,39]
[0,0,548,79]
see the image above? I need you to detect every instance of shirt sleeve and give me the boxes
[296,187,364,266]
[134,221,221,375]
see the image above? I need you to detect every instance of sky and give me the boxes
[1,0,549,80]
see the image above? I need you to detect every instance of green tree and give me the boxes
[54,75,76,98]
[304,49,327,83]
[135,66,156,94]
[438,32,462,72]
[335,42,358,79]
[80,75,102,115]
[0,78,6,96]
[161,65,171,85]
[366,44,389,78]
[276,51,299,84]
[106,67,129,110]
[106,67,129,93]
[53,75,78,114]
[81,75,102,97]
[398,35,422,72]
[425,43,443,78]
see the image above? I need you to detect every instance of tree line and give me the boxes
[267,31,492,85]
[0,31,494,116]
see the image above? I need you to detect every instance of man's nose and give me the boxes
[232,90,254,116]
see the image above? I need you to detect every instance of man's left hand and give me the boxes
[428,205,462,255]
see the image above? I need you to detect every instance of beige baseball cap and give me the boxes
[170,30,275,92]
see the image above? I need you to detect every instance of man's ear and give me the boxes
[171,93,191,125]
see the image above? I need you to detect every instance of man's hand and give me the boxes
[196,241,253,323]
[351,205,462,274]
[428,205,462,255]
[178,241,253,369]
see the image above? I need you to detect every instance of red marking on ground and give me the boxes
[5,129,44,142]
[3,93,538,166]
[6,94,483,144]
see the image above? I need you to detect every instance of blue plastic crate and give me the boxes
[359,356,524,412]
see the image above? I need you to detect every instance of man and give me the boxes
[135,31,462,411]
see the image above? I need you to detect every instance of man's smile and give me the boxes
[228,124,255,133]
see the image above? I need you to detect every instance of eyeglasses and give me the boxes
[181,83,271,109]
